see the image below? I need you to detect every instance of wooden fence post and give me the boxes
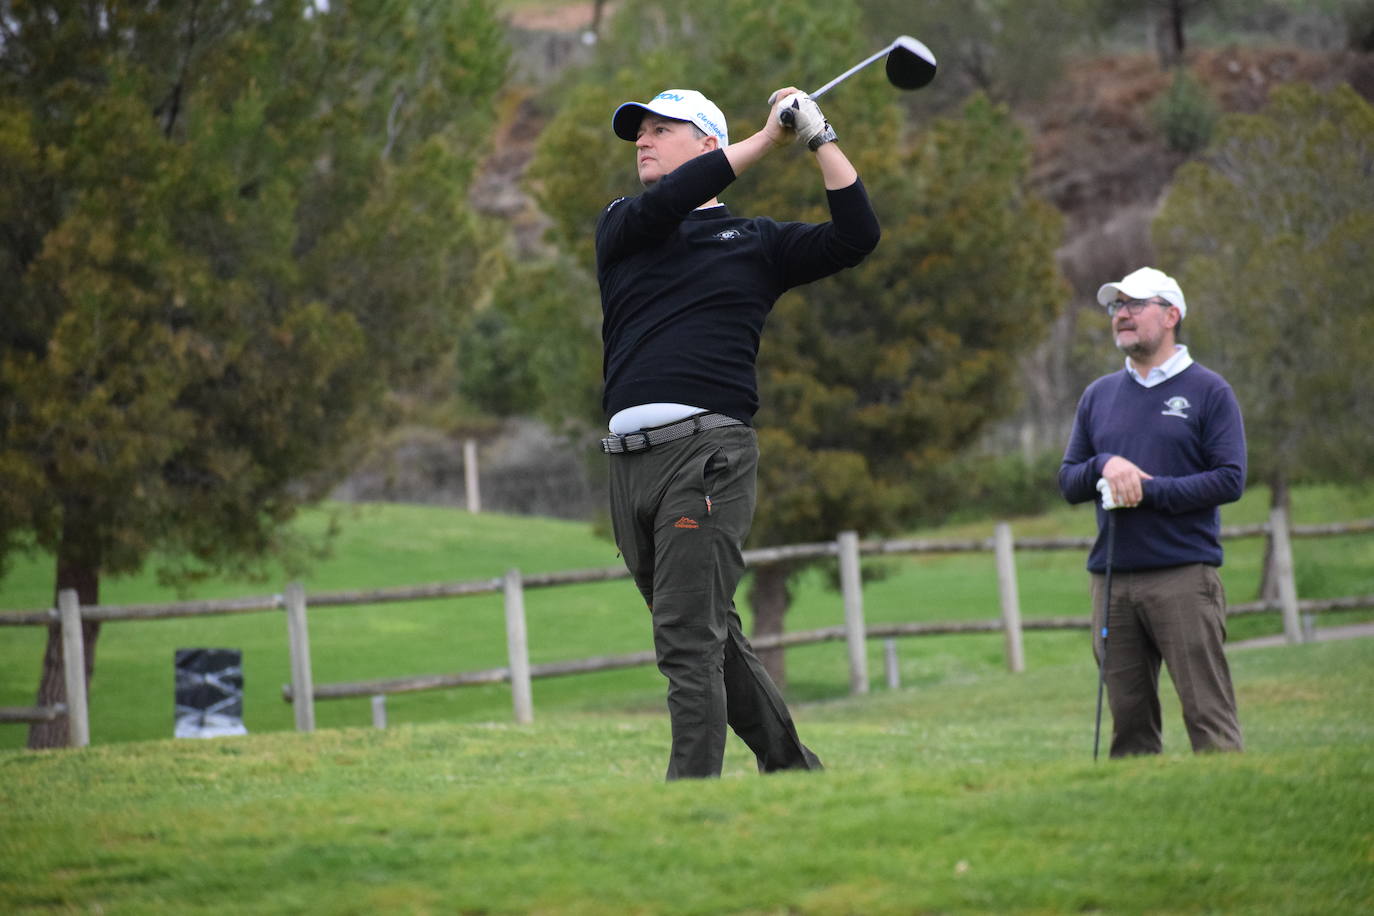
[1270,506,1304,644]
[504,568,534,724]
[883,639,900,689]
[285,582,316,732]
[57,589,90,748]
[838,530,869,695]
[464,438,481,514]
[994,522,1025,673]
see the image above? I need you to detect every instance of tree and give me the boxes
[530,0,901,263]
[860,0,1103,106]
[1094,0,1223,69]
[747,95,1065,681]
[1154,83,1374,588]
[523,0,911,507]
[456,252,603,435]
[530,0,1066,686]
[0,0,509,747]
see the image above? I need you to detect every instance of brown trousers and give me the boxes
[1091,563,1244,756]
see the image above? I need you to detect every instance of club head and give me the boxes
[886,35,937,90]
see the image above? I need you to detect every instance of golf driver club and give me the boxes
[778,35,937,127]
[1093,503,1118,762]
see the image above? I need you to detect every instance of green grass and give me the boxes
[2,486,1373,749]
[1,637,1371,914]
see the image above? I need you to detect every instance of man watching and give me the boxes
[1059,266,1247,757]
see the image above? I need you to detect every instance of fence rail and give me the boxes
[0,704,66,724]
[6,518,1371,626]
[276,592,1374,706]
[5,511,1373,745]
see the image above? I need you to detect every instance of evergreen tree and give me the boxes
[1155,83,1374,517]
[861,0,1102,106]
[529,0,1065,685]
[0,0,508,746]
[748,95,1064,678]
[455,252,602,435]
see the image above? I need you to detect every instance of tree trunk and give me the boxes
[1155,0,1188,69]
[746,564,793,689]
[1170,0,1187,59]
[28,523,102,749]
[1258,472,1291,602]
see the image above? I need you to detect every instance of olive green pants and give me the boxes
[607,425,822,780]
[1092,563,1244,756]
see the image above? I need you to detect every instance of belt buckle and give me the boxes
[606,430,651,453]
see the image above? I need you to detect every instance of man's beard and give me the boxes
[1116,334,1156,360]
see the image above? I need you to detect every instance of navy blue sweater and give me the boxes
[595,148,880,423]
[1058,362,1247,572]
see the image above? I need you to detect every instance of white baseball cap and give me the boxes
[612,89,729,147]
[1096,266,1187,318]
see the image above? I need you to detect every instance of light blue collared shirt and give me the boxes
[1126,344,1193,388]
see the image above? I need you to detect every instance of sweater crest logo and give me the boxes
[1162,396,1191,418]
[712,229,742,241]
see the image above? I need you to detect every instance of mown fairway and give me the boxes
[2,636,1371,914]
[2,485,1373,912]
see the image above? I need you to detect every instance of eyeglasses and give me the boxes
[1106,298,1165,318]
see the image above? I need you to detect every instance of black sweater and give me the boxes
[595,149,880,423]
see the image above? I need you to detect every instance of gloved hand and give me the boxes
[1096,478,1121,511]
[773,92,836,150]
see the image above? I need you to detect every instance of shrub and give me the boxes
[929,450,1067,525]
[1152,68,1219,154]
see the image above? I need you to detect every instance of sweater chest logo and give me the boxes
[711,229,743,241]
[1162,396,1191,418]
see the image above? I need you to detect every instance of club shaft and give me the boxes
[1093,510,1117,762]
[1092,677,1106,760]
[809,42,894,100]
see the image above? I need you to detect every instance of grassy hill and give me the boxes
[2,484,1372,750]
[1,636,1370,913]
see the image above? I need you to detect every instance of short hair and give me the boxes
[1153,297,1184,341]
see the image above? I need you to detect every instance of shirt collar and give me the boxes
[1126,344,1193,388]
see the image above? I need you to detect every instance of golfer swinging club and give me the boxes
[595,86,879,779]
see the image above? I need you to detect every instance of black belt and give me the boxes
[600,412,744,454]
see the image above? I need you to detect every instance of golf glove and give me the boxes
[777,92,837,150]
[1096,478,1121,511]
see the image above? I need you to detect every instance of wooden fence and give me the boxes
[3,508,1372,746]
